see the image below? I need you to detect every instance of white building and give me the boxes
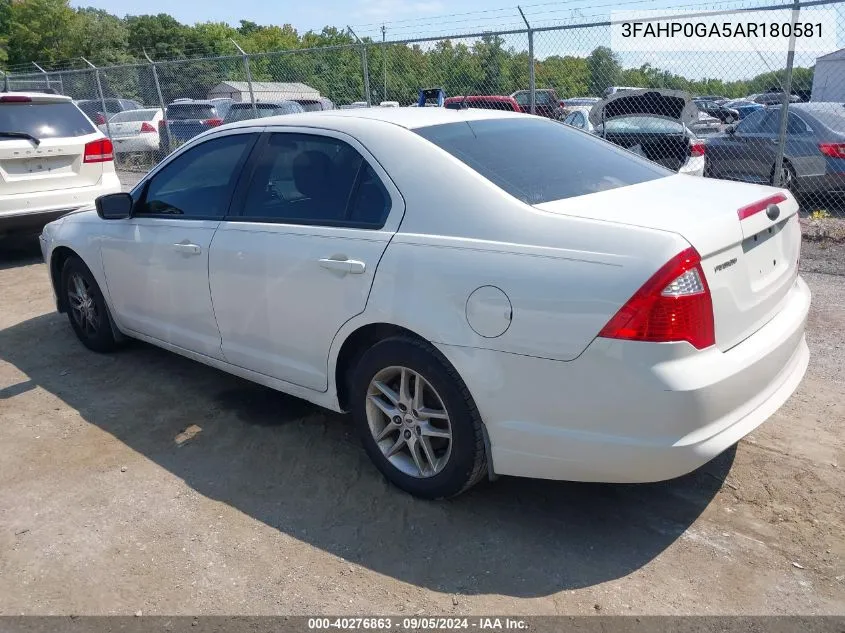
[811,48,845,102]
[207,81,321,103]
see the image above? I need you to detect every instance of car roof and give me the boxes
[219,106,522,131]
[444,95,516,102]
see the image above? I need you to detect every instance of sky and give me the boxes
[68,0,843,81]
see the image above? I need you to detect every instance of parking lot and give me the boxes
[0,191,844,615]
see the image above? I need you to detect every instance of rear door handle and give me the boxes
[173,242,202,255]
[319,257,366,274]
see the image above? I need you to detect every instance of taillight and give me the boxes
[0,95,32,103]
[203,118,223,127]
[83,138,114,163]
[689,140,706,157]
[140,121,156,133]
[95,113,106,125]
[737,193,787,220]
[598,247,715,350]
[819,142,845,159]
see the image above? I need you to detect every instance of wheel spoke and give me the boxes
[368,394,398,419]
[408,439,426,476]
[418,407,448,421]
[419,421,450,439]
[385,435,406,458]
[398,368,411,404]
[73,275,86,298]
[372,380,399,406]
[375,424,395,442]
[419,436,438,473]
[413,373,424,410]
[67,290,83,307]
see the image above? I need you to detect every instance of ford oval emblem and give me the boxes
[766,203,781,221]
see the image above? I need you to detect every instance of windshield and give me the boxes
[296,100,324,112]
[0,102,96,139]
[415,117,668,204]
[166,104,217,120]
[110,109,160,123]
[598,116,685,134]
[224,102,304,122]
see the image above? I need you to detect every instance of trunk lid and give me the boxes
[589,88,699,127]
[0,96,104,195]
[535,175,801,351]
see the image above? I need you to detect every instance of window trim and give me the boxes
[132,129,260,221]
[228,127,403,231]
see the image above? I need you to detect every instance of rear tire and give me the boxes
[350,336,488,499]
[61,256,121,353]
[772,161,797,192]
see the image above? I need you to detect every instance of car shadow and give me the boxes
[0,312,734,598]
[0,235,42,271]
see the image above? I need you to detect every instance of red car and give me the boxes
[510,89,560,118]
[443,95,521,112]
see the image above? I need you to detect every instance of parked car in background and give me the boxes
[691,111,723,136]
[40,106,809,500]
[604,86,643,96]
[571,89,706,176]
[210,98,234,118]
[222,101,304,123]
[753,92,800,105]
[561,106,595,130]
[161,100,224,142]
[293,97,335,112]
[698,95,728,103]
[76,98,142,126]
[694,99,740,123]
[0,93,119,237]
[705,102,845,194]
[510,89,559,118]
[443,96,521,112]
[98,108,163,154]
[722,99,764,120]
[555,96,600,120]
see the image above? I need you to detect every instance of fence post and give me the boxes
[231,39,257,116]
[773,0,800,188]
[32,62,51,92]
[144,49,171,155]
[348,27,372,106]
[0,70,9,92]
[81,57,113,142]
[518,7,535,115]
[382,25,387,103]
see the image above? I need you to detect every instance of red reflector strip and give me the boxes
[0,95,33,103]
[737,193,787,221]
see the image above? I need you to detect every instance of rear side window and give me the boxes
[166,104,216,120]
[296,101,323,112]
[0,102,96,138]
[415,118,668,204]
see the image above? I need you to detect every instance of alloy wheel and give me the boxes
[365,366,452,478]
[67,273,100,337]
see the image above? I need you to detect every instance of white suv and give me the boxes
[0,92,120,237]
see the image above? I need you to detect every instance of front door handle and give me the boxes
[319,257,366,274]
[173,242,202,255]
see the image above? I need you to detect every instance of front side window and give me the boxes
[415,117,668,204]
[138,134,255,218]
[240,133,391,228]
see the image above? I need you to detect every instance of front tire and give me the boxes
[350,336,488,499]
[61,256,121,353]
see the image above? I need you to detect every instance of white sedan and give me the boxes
[39,107,810,499]
[98,108,163,154]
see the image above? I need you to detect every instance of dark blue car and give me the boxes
[161,100,223,143]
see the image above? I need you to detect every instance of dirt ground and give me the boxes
[0,224,843,616]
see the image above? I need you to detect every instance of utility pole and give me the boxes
[382,24,387,103]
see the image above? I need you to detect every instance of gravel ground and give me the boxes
[0,183,843,616]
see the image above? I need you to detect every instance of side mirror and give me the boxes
[95,192,133,220]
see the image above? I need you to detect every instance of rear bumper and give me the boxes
[680,155,705,177]
[112,135,160,153]
[0,173,120,233]
[797,167,845,194]
[438,276,810,483]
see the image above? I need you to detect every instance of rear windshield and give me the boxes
[296,100,324,112]
[802,107,845,132]
[600,116,685,134]
[166,104,216,120]
[110,109,159,123]
[0,101,96,139]
[445,100,515,111]
[225,103,303,122]
[415,118,668,204]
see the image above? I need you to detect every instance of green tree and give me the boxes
[586,46,621,96]
[71,8,132,65]
[6,0,78,65]
[127,14,191,60]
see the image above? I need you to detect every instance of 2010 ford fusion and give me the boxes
[39,107,810,499]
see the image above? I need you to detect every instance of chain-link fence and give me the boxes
[3,0,843,214]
